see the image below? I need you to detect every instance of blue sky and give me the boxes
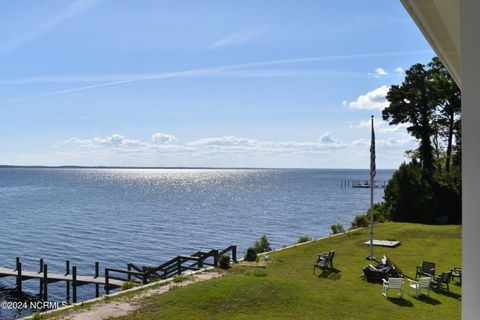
[0,0,434,168]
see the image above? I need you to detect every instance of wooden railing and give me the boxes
[104,245,237,293]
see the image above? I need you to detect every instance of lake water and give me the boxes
[0,168,392,319]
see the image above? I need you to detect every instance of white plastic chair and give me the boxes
[382,277,404,298]
[408,277,431,297]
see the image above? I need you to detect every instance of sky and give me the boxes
[0,0,435,168]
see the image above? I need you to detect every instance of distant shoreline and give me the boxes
[0,165,396,170]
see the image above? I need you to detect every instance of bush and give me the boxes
[351,215,369,228]
[297,236,312,244]
[330,224,345,234]
[244,247,257,261]
[253,235,272,253]
[218,254,231,269]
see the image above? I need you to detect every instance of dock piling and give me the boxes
[16,261,22,292]
[72,266,77,303]
[95,262,100,297]
[105,268,109,295]
[43,264,48,301]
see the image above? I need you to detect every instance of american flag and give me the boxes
[370,116,376,179]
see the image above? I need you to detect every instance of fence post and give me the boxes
[72,266,77,303]
[105,268,110,295]
[142,271,148,285]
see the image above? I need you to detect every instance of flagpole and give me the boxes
[368,115,375,260]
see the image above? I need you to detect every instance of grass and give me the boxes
[114,223,461,320]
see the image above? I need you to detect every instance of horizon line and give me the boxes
[0,164,397,170]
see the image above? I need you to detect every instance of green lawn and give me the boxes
[117,223,461,320]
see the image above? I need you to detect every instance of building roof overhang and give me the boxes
[401,0,460,87]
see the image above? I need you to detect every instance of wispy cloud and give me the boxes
[0,69,364,86]
[0,50,430,105]
[208,28,263,49]
[0,0,100,54]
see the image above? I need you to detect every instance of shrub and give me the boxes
[218,254,231,269]
[351,215,369,228]
[330,223,345,234]
[244,247,257,261]
[297,236,312,244]
[253,235,272,253]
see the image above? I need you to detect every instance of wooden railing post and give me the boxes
[66,260,70,302]
[95,262,100,298]
[127,263,132,281]
[43,264,48,301]
[39,258,44,273]
[65,260,70,275]
[105,268,110,295]
[213,250,219,267]
[142,271,148,285]
[72,266,77,303]
[176,257,182,276]
[232,245,237,263]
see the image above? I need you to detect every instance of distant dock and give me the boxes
[340,180,388,188]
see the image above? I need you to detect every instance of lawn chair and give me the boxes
[408,277,431,297]
[415,261,435,280]
[313,250,335,274]
[431,271,452,291]
[382,277,404,298]
[451,267,462,284]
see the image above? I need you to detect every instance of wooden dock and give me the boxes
[0,245,238,304]
[341,180,388,188]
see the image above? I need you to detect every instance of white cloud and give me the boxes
[151,132,177,144]
[373,67,388,78]
[319,132,341,144]
[188,135,345,153]
[347,85,390,110]
[395,67,405,75]
[208,28,262,49]
[67,134,147,148]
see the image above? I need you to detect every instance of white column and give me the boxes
[461,0,480,318]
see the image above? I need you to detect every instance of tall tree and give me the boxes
[428,57,461,173]
[383,63,437,176]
